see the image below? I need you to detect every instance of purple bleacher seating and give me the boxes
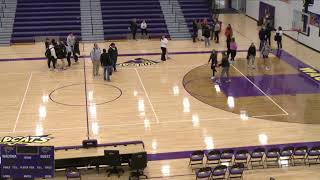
[178,0,214,33]
[100,0,169,40]
[12,0,81,43]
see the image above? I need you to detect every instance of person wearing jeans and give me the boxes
[90,43,101,77]
[203,25,211,47]
[217,52,230,83]
[100,49,113,81]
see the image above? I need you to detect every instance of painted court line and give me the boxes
[13,72,33,133]
[231,64,289,115]
[135,68,160,123]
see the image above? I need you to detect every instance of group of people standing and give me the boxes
[207,20,284,82]
[90,43,118,81]
[44,33,118,82]
[192,18,221,46]
[45,33,80,71]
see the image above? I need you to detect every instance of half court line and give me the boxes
[231,64,289,115]
[135,68,160,123]
[13,72,33,133]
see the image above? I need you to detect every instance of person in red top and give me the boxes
[225,24,233,58]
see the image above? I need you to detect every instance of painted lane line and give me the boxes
[135,68,160,123]
[13,72,33,133]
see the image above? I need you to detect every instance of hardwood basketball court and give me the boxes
[0,14,320,179]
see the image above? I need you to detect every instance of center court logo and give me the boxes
[117,58,159,67]
[0,135,53,145]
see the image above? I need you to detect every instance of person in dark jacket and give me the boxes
[259,27,267,51]
[73,39,80,63]
[130,18,138,40]
[265,25,272,46]
[56,41,67,70]
[208,49,218,79]
[108,43,118,71]
[192,19,198,43]
[203,25,211,47]
[217,52,231,83]
[247,43,256,69]
[100,49,113,81]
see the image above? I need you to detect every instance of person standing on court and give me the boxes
[65,42,72,67]
[46,39,57,71]
[261,42,271,70]
[214,20,220,43]
[130,18,138,40]
[90,43,102,77]
[140,20,148,38]
[275,26,283,49]
[56,40,67,70]
[203,25,211,47]
[100,49,113,81]
[208,49,218,80]
[265,24,272,46]
[217,52,231,83]
[67,32,78,64]
[197,19,203,41]
[108,43,118,72]
[229,37,237,63]
[74,39,80,63]
[192,19,198,43]
[225,24,233,58]
[160,35,168,61]
[259,27,267,51]
[246,43,256,69]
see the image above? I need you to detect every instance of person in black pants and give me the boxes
[266,25,272,46]
[100,49,113,81]
[73,39,80,63]
[45,40,57,71]
[208,49,218,79]
[130,18,138,40]
[108,43,118,71]
[192,19,198,43]
[259,27,267,51]
[160,35,168,61]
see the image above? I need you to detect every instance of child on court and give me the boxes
[208,49,218,80]
[261,42,271,70]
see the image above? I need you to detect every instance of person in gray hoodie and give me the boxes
[90,43,102,76]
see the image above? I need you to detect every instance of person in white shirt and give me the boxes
[46,40,57,71]
[275,26,283,49]
[160,35,168,61]
[90,43,102,77]
[141,20,148,37]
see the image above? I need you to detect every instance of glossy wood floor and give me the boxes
[0,14,320,179]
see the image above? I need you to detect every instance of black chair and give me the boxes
[104,150,124,177]
[129,152,148,180]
